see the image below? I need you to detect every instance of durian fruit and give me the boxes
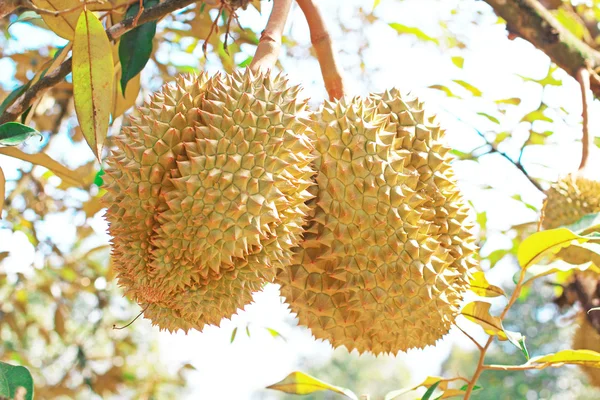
[103,70,315,332]
[572,313,600,387]
[541,174,600,266]
[276,91,479,355]
[542,174,600,230]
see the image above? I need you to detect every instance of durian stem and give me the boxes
[296,0,345,100]
[249,0,293,73]
[463,268,528,399]
[576,66,592,171]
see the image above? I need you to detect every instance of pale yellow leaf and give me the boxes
[517,228,589,269]
[73,10,114,160]
[469,271,505,297]
[33,0,81,39]
[267,371,358,399]
[0,147,84,186]
[461,301,507,340]
[440,389,467,398]
[0,166,5,219]
[54,304,66,337]
[112,68,140,119]
[531,349,600,367]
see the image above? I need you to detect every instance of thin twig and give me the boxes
[463,268,528,399]
[249,0,293,73]
[296,0,345,100]
[0,0,200,125]
[456,323,484,351]
[113,304,150,329]
[576,66,592,171]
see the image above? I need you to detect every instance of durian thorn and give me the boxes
[113,304,150,330]
[296,0,345,101]
[249,0,293,73]
[576,65,592,171]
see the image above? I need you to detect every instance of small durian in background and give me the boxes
[541,174,600,266]
[276,90,479,355]
[103,70,315,332]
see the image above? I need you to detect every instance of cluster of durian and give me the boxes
[103,71,479,355]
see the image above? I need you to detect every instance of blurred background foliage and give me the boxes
[1,0,600,398]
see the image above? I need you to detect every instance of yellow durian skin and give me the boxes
[276,91,479,355]
[542,174,600,230]
[542,175,600,266]
[103,70,315,332]
[573,314,600,387]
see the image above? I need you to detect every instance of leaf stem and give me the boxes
[463,267,528,399]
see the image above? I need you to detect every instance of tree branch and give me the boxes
[576,66,592,170]
[296,0,345,100]
[483,0,600,97]
[0,0,199,125]
[249,0,293,73]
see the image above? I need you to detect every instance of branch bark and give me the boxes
[483,0,600,97]
[576,66,591,170]
[249,0,293,73]
[296,0,345,100]
[0,0,198,125]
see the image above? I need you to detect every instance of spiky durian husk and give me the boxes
[541,174,600,266]
[103,70,314,332]
[276,91,479,355]
[542,174,600,230]
[573,314,600,387]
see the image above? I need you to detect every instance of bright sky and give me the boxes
[1,0,599,399]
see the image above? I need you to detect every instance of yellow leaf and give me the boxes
[524,259,598,286]
[82,195,105,217]
[73,10,114,160]
[33,0,81,39]
[0,147,84,186]
[440,389,467,398]
[54,304,66,337]
[112,69,140,119]
[530,349,600,367]
[0,166,4,219]
[266,371,358,399]
[517,228,589,269]
[469,271,505,297]
[461,301,507,340]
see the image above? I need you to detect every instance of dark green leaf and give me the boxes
[0,362,34,400]
[421,381,441,400]
[0,123,42,146]
[119,0,159,94]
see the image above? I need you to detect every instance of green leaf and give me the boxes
[521,106,553,123]
[266,371,358,399]
[0,123,42,146]
[0,362,34,400]
[477,112,500,124]
[563,212,600,236]
[0,84,30,116]
[266,327,287,342]
[428,85,458,98]
[237,56,253,68]
[93,168,105,186]
[517,228,590,268]
[421,381,441,400]
[246,325,250,337]
[373,0,381,10]
[230,327,237,343]
[505,329,529,360]
[388,23,439,44]
[451,56,464,68]
[119,0,159,94]
[453,80,482,96]
[553,9,586,40]
[495,97,521,105]
[594,137,600,148]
